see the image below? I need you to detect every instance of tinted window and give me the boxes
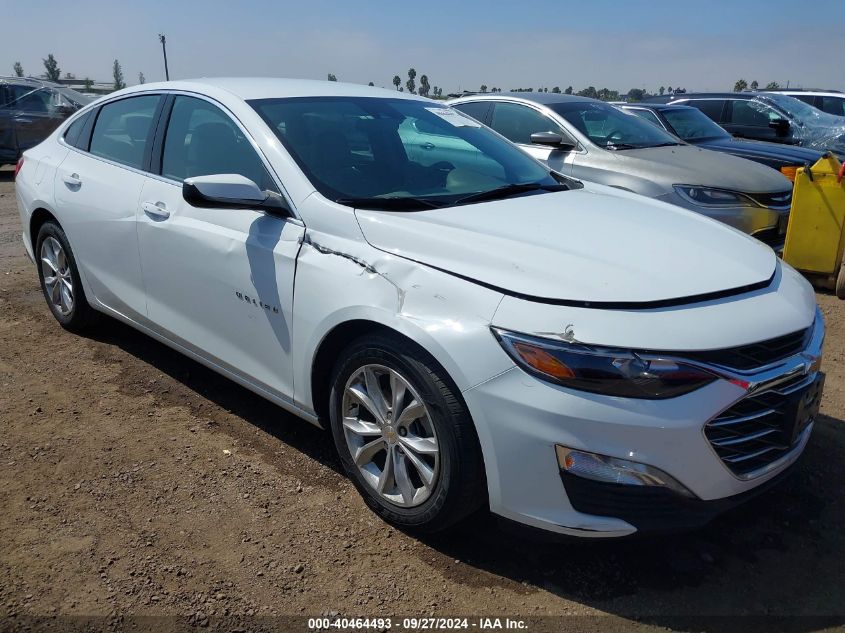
[250,97,558,205]
[162,96,277,191]
[489,102,565,145]
[729,100,780,126]
[793,94,816,106]
[4,85,54,113]
[90,96,160,169]
[684,99,725,121]
[452,101,491,124]
[820,96,845,117]
[63,112,90,148]
[661,107,730,140]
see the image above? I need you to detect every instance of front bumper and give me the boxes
[465,303,824,538]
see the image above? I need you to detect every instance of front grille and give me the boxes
[749,190,792,209]
[677,327,811,371]
[704,373,821,477]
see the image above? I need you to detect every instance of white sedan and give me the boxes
[14,78,824,537]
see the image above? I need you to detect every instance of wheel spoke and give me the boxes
[395,400,425,427]
[393,451,417,505]
[56,247,67,272]
[342,416,382,437]
[399,444,435,487]
[41,256,57,273]
[347,384,386,426]
[390,371,406,419]
[377,447,396,494]
[50,278,62,305]
[353,437,385,467]
[60,283,73,313]
[363,367,389,422]
[398,434,438,456]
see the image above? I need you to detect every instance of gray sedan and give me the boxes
[448,93,794,248]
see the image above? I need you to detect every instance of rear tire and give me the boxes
[328,333,486,532]
[35,221,97,332]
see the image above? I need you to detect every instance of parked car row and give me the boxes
[0,77,92,167]
[14,78,825,539]
[449,93,795,247]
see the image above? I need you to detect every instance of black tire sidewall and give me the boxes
[328,334,483,531]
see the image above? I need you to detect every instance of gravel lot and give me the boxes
[1,165,844,631]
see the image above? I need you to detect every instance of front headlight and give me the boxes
[493,329,717,399]
[673,185,757,207]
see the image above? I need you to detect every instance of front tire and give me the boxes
[329,333,486,532]
[35,221,96,332]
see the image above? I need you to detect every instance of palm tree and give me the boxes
[734,78,748,92]
[392,75,401,91]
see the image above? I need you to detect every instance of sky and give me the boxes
[4,0,844,93]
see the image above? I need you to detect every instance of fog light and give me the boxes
[555,445,694,498]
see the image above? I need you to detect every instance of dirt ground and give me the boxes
[1,165,844,632]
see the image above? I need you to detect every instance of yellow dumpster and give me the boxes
[782,154,845,299]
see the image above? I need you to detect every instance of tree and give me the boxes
[42,54,61,81]
[138,71,146,85]
[733,78,748,92]
[418,74,430,97]
[480,84,488,93]
[750,80,759,90]
[112,59,125,91]
[327,73,337,81]
[13,62,24,77]
[64,72,76,80]
[83,77,93,91]
[564,86,573,95]
[551,86,561,93]
[368,81,374,86]
[627,88,646,101]
[577,86,598,99]
[392,75,401,90]
[406,68,416,94]
[667,86,673,94]
[765,81,781,90]
[659,86,665,95]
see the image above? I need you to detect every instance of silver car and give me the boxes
[448,93,794,248]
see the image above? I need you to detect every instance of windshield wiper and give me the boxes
[454,182,569,206]
[335,197,444,211]
[646,142,685,148]
[605,142,640,150]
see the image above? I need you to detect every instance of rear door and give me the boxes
[724,99,791,143]
[136,94,303,399]
[54,94,163,321]
[486,101,577,175]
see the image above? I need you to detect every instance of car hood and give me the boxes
[355,185,777,305]
[615,144,792,193]
[694,136,823,164]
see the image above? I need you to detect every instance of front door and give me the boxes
[136,95,304,399]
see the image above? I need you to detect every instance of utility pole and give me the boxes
[158,34,170,81]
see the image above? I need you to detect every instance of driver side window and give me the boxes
[161,96,278,192]
[489,102,567,145]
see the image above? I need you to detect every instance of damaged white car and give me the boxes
[15,79,824,537]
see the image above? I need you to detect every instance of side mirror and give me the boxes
[530,132,576,151]
[182,174,291,216]
[769,118,790,133]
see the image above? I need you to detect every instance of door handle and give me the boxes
[421,142,435,150]
[142,201,170,220]
[63,173,81,187]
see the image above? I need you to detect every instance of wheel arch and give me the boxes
[29,207,59,254]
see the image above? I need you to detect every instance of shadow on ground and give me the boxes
[87,315,845,631]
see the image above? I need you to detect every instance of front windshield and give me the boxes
[249,96,563,207]
[551,101,682,149]
[662,107,730,141]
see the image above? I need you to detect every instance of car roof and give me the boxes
[451,92,598,105]
[112,77,425,102]
[0,76,63,88]
[621,103,695,112]
[771,90,844,97]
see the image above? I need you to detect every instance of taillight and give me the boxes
[780,165,798,182]
[14,157,24,180]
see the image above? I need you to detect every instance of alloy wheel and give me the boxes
[40,236,74,316]
[341,364,440,507]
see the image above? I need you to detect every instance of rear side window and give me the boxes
[684,99,725,121]
[63,111,92,149]
[489,102,565,145]
[627,109,663,127]
[452,101,491,124]
[161,96,278,191]
[820,96,845,116]
[729,100,780,126]
[90,95,160,169]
